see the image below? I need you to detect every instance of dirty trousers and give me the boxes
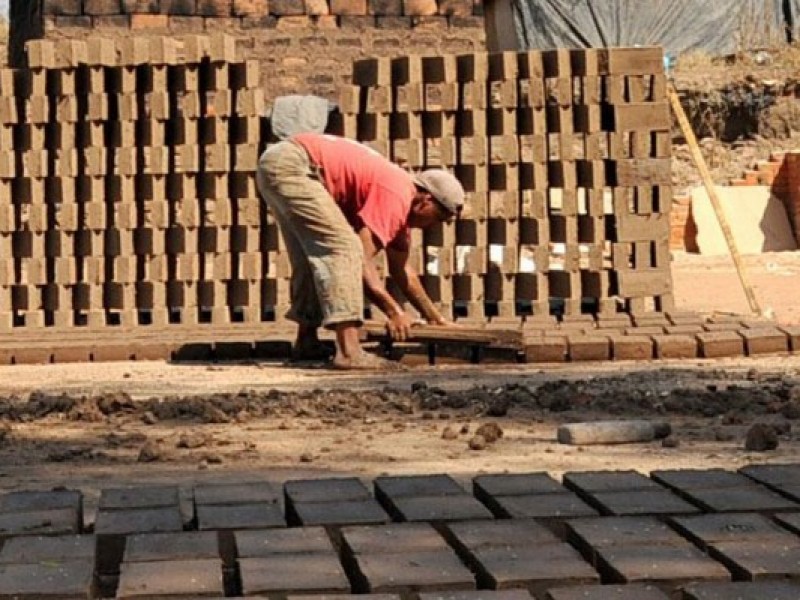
[256,141,364,329]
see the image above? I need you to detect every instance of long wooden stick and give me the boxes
[667,84,763,316]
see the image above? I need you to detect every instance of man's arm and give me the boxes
[386,246,449,326]
[357,227,414,340]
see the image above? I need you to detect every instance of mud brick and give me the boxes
[702,323,741,332]
[651,334,697,359]
[197,0,234,15]
[664,324,703,335]
[234,0,268,15]
[375,474,466,503]
[489,493,599,535]
[471,544,598,594]
[0,489,82,514]
[95,506,183,574]
[44,0,83,15]
[566,517,685,566]
[384,495,494,523]
[124,531,219,562]
[669,513,793,551]
[473,473,565,501]
[523,338,567,362]
[0,559,96,599]
[117,558,224,598]
[567,335,610,361]
[696,331,745,358]
[709,539,800,580]
[625,326,665,336]
[342,523,449,556]
[351,549,475,593]
[286,477,372,504]
[739,463,800,488]
[236,527,334,557]
[240,553,350,595]
[778,325,800,352]
[739,327,789,355]
[195,482,280,506]
[84,0,122,14]
[586,489,701,517]
[446,521,561,566]
[197,502,285,530]
[420,591,533,600]
[161,0,198,14]
[651,468,752,491]
[610,335,653,360]
[291,499,389,527]
[270,0,306,14]
[564,470,661,494]
[682,581,800,600]
[674,485,799,513]
[0,508,81,538]
[596,544,729,589]
[292,596,399,600]
[775,512,800,535]
[99,485,179,510]
[0,534,94,564]
[546,583,669,600]
[370,0,403,14]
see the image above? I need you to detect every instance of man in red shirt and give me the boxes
[257,133,464,370]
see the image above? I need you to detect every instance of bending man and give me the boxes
[257,133,464,370]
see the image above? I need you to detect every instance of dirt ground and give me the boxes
[0,252,799,521]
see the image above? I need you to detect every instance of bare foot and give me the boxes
[290,342,334,362]
[332,352,406,371]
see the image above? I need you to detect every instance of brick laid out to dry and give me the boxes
[374,474,494,522]
[285,477,391,526]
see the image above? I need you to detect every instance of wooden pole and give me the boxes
[667,84,763,316]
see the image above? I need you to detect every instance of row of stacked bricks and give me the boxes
[0,34,282,331]
[339,47,674,323]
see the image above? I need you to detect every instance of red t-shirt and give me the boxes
[292,133,414,250]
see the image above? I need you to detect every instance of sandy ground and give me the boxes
[0,252,799,520]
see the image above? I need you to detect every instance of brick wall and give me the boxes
[13,0,486,100]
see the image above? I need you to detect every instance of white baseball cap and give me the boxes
[413,169,465,216]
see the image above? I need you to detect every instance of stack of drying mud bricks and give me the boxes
[341,47,674,325]
[0,35,276,333]
[1,467,800,598]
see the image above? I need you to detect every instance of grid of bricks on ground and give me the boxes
[339,47,674,322]
[1,465,800,598]
[0,35,288,332]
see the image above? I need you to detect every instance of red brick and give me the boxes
[330,0,367,13]
[43,0,82,15]
[169,15,206,29]
[84,0,122,14]
[339,15,375,26]
[696,331,745,358]
[652,334,697,359]
[197,0,233,15]
[161,0,197,14]
[739,327,789,355]
[523,337,567,363]
[611,335,653,360]
[233,0,268,14]
[305,0,329,14]
[568,335,610,361]
[403,0,436,15]
[93,14,131,26]
[270,0,305,14]
[131,13,169,27]
[122,0,160,11]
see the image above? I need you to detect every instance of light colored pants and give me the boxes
[256,141,364,329]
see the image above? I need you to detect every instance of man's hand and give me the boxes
[386,311,416,341]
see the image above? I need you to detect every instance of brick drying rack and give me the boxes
[0,465,800,597]
[1,34,794,365]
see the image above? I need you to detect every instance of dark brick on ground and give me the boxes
[473,473,565,501]
[708,539,800,580]
[669,513,793,550]
[545,583,670,600]
[775,485,800,502]
[566,517,686,566]
[681,581,800,599]
[383,494,494,522]
[650,468,752,490]
[285,477,372,504]
[563,470,663,494]
[290,595,400,600]
[350,549,475,594]
[0,559,96,599]
[0,489,83,514]
[0,507,82,539]
[236,526,335,557]
[374,475,467,504]
[470,544,599,595]
[239,553,350,596]
[419,591,533,600]
[446,519,561,559]
[583,489,702,516]
[739,463,800,488]
[775,512,800,535]
[99,486,180,510]
[124,531,220,562]
[674,485,799,513]
[194,482,280,506]
[595,544,730,589]
[490,493,599,536]
[197,502,285,530]
[0,534,94,564]
[341,523,450,556]
[116,558,224,598]
[290,498,390,526]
